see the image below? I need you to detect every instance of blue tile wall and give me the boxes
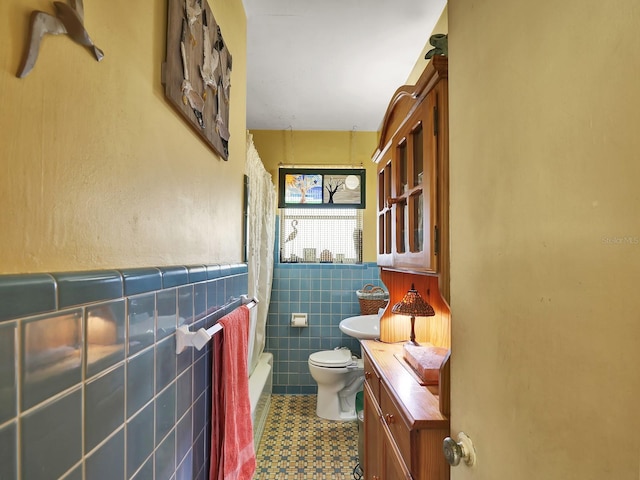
[21,387,82,480]
[0,422,16,480]
[267,261,385,394]
[20,309,83,411]
[86,428,125,480]
[126,401,154,478]
[0,323,16,423]
[0,263,248,480]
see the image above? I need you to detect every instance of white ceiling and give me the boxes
[242,0,447,131]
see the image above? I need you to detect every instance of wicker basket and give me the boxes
[356,284,389,315]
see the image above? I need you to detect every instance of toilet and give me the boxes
[308,348,365,421]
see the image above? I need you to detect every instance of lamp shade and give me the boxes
[391,284,435,317]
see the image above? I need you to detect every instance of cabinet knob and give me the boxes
[443,432,476,467]
[386,196,403,207]
[385,413,395,424]
[365,371,372,379]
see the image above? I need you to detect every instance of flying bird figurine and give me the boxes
[180,19,205,128]
[184,0,203,46]
[17,0,104,78]
[199,10,219,101]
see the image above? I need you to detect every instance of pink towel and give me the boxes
[210,305,256,480]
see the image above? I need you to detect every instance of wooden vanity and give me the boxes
[362,340,449,480]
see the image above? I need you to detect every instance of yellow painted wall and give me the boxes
[0,0,247,274]
[250,130,379,262]
[449,0,640,478]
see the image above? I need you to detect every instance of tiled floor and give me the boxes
[254,395,362,479]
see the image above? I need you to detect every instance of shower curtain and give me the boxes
[246,133,276,375]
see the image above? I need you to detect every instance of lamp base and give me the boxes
[409,315,418,345]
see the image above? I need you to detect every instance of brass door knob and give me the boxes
[443,432,476,467]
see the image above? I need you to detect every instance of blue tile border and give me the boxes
[0,274,57,322]
[53,271,123,309]
[218,265,231,278]
[120,268,162,296]
[0,263,248,323]
[187,266,207,283]
[229,263,248,276]
[206,265,221,279]
[159,267,189,289]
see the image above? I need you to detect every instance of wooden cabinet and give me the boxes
[363,382,384,479]
[362,340,449,480]
[368,58,451,480]
[373,56,449,301]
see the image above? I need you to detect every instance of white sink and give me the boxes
[339,314,380,340]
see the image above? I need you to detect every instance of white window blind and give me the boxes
[279,208,363,264]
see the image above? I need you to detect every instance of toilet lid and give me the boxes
[309,349,353,368]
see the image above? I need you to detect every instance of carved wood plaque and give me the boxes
[163,0,232,160]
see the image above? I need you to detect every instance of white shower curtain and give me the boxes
[246,133,276,375]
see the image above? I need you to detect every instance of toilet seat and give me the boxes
[309,349,354,368]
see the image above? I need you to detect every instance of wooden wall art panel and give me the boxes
[162,0,232,160]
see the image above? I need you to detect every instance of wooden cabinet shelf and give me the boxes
[362,340,449,480]
[373,56,449,302]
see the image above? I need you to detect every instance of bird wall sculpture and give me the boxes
[17,0,104,78]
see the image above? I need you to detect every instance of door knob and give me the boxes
[443,432,476,467]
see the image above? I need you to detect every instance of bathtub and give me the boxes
[249,352,273,450]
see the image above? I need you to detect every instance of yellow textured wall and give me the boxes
[449,0,640,478]
[0,0,247,274]
[250,130,379,262]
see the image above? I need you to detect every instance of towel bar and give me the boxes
[175,294,258,354]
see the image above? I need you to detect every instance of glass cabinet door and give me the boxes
[377,158,393,266]
[410,191,424,253]
[411,122,424,188]
[398,139,408,194]
[388,98,437,273]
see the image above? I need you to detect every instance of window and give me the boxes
[278,168,366,209]
[279,208,363,264]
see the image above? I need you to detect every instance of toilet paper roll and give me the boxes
[292,317,307,327]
